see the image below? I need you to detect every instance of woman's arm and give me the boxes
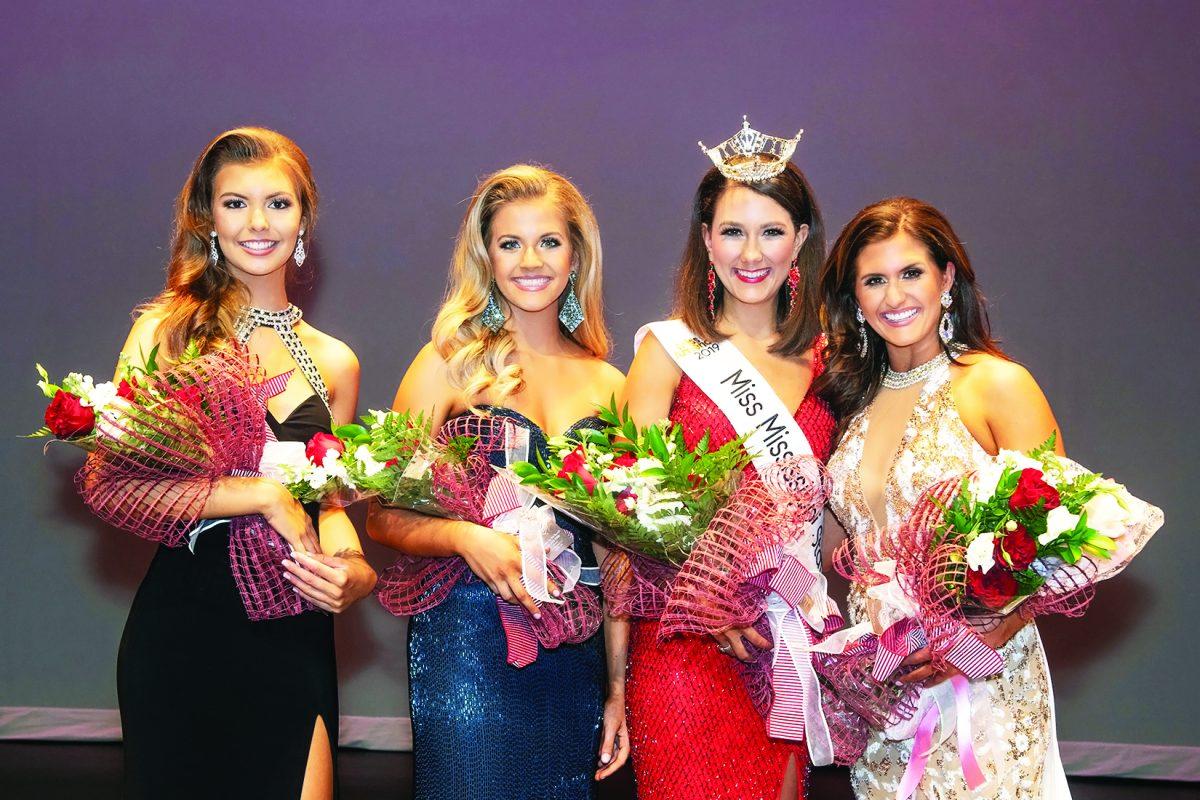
[592,544,631,780]
[363,343,543,617]
[284,338,376,612]
[618,331,682,427]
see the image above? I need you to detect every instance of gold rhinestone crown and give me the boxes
[698,115,804,182]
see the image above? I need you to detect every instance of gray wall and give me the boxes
[2,1,1196,748]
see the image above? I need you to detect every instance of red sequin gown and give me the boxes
[624,346,837,800]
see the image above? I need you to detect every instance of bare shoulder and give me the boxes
[578,357,625,399]
[117,308,166,376]
[394,341,460,422]
[620,327,683,426]
[301,324,360,387]
[954,352,1043,405]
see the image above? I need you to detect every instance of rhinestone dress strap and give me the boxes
[235,304,333,423]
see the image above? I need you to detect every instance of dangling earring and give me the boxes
[558,270,584,332]
[707,263,718,321]
[208,231,220,265]
[938,289,955,344]
[293,230,307,267]
[786,260,800,312]
[480,284,506,333]
[855,306,868,357]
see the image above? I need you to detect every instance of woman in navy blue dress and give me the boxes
[366,164,627,799]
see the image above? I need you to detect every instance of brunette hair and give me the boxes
[673,163,825,356]
[141,127,318,359]
[431,164,610,403]
[817,197,1006,431]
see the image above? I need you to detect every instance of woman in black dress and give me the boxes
[108,127,376,799]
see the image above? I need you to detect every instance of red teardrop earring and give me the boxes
[787,261,800,311]
[707,264,717,320]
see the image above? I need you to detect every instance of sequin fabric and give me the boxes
[825,361,1071,799]
[407,407,606,800]
[625,343,837,800]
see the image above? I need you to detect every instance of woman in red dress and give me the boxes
[598,122,835,799]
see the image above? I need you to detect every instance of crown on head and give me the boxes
[698,115,804,183]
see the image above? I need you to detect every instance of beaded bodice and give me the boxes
[826,361,992,562]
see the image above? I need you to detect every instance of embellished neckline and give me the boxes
[881,349,953,390]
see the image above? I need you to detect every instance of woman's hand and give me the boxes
[712,625,772,662]
[455,524,558,618]
[282,549,378,613]
[595,690,630,780]
[898,612,1028,685]
[259,480,321,554]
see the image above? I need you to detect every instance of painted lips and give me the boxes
[732,267,771,284]
[238,239,279,256]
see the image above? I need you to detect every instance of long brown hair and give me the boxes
[817,197,1005,431]
[141,127,318,359]
[673,163,825,356]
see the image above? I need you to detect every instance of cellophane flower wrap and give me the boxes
[820,434,1163,757]
[32,343,317,621]
[503,401,855,763]
[374,413,602,667]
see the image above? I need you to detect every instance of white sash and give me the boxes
[635,319,814,467]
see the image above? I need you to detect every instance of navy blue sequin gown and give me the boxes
[407,407,606,800]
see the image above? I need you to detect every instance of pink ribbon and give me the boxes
[896,673,986,799]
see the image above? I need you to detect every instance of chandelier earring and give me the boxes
[293,229,307,267]
[208,231,220,265]
[786,260,800,312]
[480,284,506,333]
[707,263,718,321]
[938,289,955,344]
[558,270,585,332]
[855,306,869,357]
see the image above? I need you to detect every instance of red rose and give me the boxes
[995,523,1038,571]
[384,457,400,469]
[1008,468,1061,511]
[117,377,137,400]
[613,451,637,468]
[44,390,95,439]
[966,564,1019,610]
[305,432,345,466]
[615,488,638,516]
[557,445,598,495]
[172,384,203,407]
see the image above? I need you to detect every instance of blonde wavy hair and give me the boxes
[141,127,318,359]
[432,164,610,403]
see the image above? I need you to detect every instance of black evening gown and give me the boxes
[117,395,338,799]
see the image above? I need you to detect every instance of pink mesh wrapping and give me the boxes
[76,346,311,620]
[375,413,602,653]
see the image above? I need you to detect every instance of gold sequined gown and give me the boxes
[826,361,1071,799]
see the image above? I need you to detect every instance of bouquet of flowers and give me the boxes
[818,434,1163,777]
[374,412,602,667]
[503,399,752,564]
[30,344,318,620]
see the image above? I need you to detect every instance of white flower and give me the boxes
[969,460,1007,503]
[1040,506,1080,545]
[354,445,387,477]
[259,441,310,484]
[368,410,392,429]
[305,466,330,490]
[634,456,664,473]
[999,449,1043,473]
[94,397,134,441]
[1082,491,1130,539]
[965,531,996,573]
[83,381,119,411]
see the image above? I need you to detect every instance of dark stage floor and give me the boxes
[1,742,1196,799]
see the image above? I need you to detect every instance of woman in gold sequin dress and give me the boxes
[818,197,1072,799]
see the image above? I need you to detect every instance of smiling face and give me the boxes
[487,196,574,317]
[702,185,808,314]
[853,231,954,362]
[210,159,304,283]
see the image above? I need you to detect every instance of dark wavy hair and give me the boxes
[673,162,825,356]
[141,127,318,359]
[816,197,1006,432]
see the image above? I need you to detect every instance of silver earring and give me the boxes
[855,306,868,357]
[480,285,506,333]
[208,231,219,265]
[293,231,307,267]
[939,290,955,344]
[558,271,584,332]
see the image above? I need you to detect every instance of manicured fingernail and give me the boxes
[534,612,542,619]
[600,753,611,764]
[282,559,295,568]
